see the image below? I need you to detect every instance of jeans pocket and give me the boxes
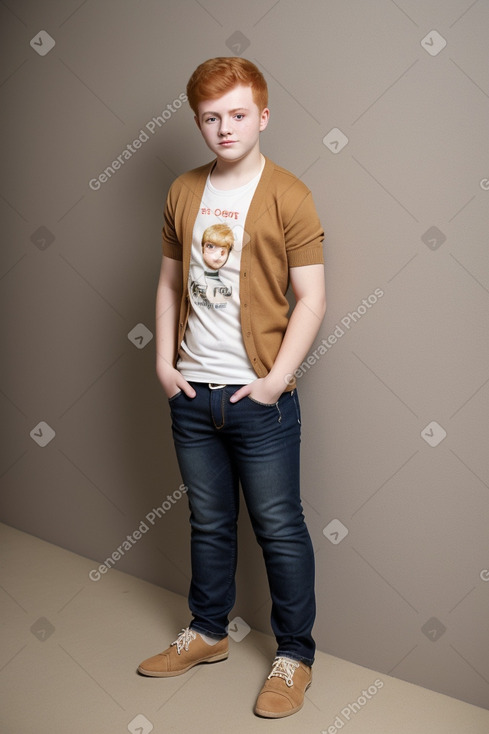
[246,395,279,408]
[245,395,283,423]
[168,389,183,403]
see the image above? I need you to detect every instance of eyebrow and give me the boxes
[202,107,249,115]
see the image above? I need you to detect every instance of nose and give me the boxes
[219,116,232,136]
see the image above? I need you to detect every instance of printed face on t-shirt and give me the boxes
[202,242,230,270]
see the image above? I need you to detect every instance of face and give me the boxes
[195,84,269,163]
[203,242,229,269]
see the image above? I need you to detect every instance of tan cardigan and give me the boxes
[162,156,324,385]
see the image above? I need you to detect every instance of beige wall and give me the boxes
[1,0,488,710]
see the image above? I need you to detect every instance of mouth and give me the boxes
[219,140,237,145]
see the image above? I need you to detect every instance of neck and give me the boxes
[211,150,264,190]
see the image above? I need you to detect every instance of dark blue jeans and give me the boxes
[168,382,316,666]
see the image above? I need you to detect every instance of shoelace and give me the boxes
[267,656,300,687]
[171,627,197,655]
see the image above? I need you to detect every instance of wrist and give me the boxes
[157,356,176,373]
[259,373,288,401]
[264,370,289,393]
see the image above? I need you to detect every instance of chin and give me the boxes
[217,150,245,162]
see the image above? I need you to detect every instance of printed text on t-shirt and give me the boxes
[201,207,239,220]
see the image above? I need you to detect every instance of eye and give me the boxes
[204,116,217,124]
[234,114,245,120]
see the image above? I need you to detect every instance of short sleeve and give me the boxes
[161,183,183,261]
[284,192,324,268]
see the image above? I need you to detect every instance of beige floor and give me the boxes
[1,523,488,734]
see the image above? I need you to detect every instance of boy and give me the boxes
[138,57,326,719]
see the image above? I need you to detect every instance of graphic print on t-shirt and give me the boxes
[190,222,234,307]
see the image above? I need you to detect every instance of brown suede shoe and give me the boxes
[254,657,312,718]
[137,628,228,677]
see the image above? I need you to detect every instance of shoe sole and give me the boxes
[137,651,229,677]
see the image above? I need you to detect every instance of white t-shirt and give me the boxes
[177,163,264,384]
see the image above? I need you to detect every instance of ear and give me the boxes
[194,114,202,131]
[259,107,270,132]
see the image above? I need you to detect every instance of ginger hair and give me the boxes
[187,57,268,115]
